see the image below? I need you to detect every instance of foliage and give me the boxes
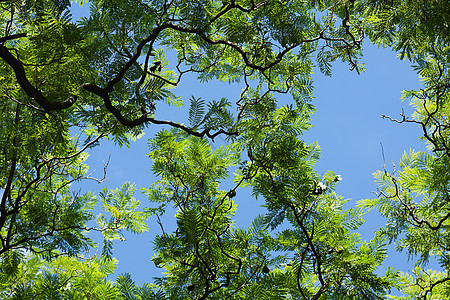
[0,0,448,299]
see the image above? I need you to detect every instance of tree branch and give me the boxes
[0,44,77,112]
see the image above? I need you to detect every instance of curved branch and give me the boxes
[82,83,238,140]
[0,44,77,112]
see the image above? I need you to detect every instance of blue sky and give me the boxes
[70,2,429,286]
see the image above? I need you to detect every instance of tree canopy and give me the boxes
[0,0,449,299]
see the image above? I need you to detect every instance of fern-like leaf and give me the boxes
[188,96,205,127]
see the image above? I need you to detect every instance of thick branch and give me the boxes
[0,44,77,112]
[0,33,27,44]
[0,104,20,233]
